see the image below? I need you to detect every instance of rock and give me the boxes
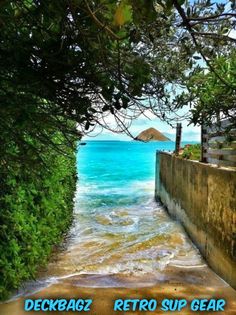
[135,127,170,142]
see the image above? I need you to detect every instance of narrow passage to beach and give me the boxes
[1,141,236,315]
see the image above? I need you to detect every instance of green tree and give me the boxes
[187,53,236,125]
[0,0,235,147]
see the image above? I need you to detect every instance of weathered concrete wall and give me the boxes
[155,152,236,289]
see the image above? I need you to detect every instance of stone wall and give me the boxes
[155,152,236,289]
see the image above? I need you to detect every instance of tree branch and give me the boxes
[194,32,236,43]
[172,0,234,89]
[187,13,236,22]
[84,0,128,41]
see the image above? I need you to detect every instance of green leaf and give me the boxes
[177,0,185,5]
[166,0,174,11]
[186,7,191,17]
[114,1,133,26]
[193,56,201,60]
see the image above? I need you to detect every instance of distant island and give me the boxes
[135,127,171,142]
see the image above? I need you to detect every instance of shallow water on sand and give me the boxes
[1,141,236,314]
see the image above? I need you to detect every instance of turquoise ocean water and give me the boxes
[10,140,227,298]
[61,140,210,284]
[3,140,235,310]
[76,140,175,209]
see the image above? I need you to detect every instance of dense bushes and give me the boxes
[181,144,201,161]
[0,133,76,300]
[0,5,79,297]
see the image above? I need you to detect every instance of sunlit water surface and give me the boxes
[2,141,236,315]
[11,141,232,293]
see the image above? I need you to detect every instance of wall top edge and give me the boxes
[158,152,236,173]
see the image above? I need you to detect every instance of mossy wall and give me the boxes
[156,152,236,289]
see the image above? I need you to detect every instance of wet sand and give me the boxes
[1,202,236,314]
[1,280,236,315]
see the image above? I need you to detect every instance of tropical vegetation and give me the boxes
[0,0,235,300]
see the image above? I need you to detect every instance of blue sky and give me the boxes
[84,87,201,142]
[84,113,201,142]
